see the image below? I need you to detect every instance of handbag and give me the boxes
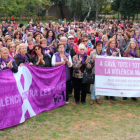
[82,64,95,84]
[82,72,95,84]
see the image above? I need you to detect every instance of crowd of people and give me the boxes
[0,19,140,105]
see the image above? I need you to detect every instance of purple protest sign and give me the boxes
[95,56,140,97]
[0,65,66,129]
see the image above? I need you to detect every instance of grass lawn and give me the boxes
[0,94,140,140]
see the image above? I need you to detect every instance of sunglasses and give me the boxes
[35,48,41,51]
[82,40,88,42]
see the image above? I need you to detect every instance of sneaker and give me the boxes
[66,101,69,104]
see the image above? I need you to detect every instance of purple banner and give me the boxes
[0,65,66,129]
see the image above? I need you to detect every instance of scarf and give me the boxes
[108,47,117,53]
[79,53,87,64]
[17,53,29,64]
[103,42,106,47]
[1,56,14,63]
[102,47,117,56]
[9,52,16,58]
[67,42,75,48]
[129,50,136,57]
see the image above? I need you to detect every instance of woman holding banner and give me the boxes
[51,42,72,104]
[0,47,18,72]
[102,38,120,101]
[32,45,51,67]
[14,43,33,66]
[72,43,92,105]
[89,40,103,105]
[123,40,139,101]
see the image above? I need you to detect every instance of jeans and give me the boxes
[91,83,100,100]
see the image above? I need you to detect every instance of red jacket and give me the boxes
[74,36,78,45]
[87,47,94,56]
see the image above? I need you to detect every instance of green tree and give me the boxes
[111,0,121,20]
[0,0,51,18]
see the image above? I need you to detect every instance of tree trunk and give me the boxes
[84,5,91,21]
[118,13,119,20]
[95,4,99,20]
[58,2,64,19]
[128,15,130,21]
[132,15,135,21]
[136,13,138,20]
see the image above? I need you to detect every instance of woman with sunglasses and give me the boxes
[0,47,18,73]
[7,42,16,58]
[32,45,51,67]
[13,30,22,43]
[81,35,94,56]
[14,43,33,66]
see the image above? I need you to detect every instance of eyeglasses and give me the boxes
[7,40,12,42]
[35,48,41,51]
[69,38,74,40]
[82,40,88,42]
[10,46,15,48]
[58,47,64,49]
[21,48,27,50]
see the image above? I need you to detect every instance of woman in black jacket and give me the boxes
[0,47,18,73]
[14,43,33,66]
[32,45,51,67]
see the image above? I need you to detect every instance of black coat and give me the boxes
[32,53,51,67]
[14,53,32,66]
[0,61,18,73]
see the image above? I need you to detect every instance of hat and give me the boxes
[68,35,74,39]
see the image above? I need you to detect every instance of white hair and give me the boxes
[78,43,87,51]
[60,36,67,41]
